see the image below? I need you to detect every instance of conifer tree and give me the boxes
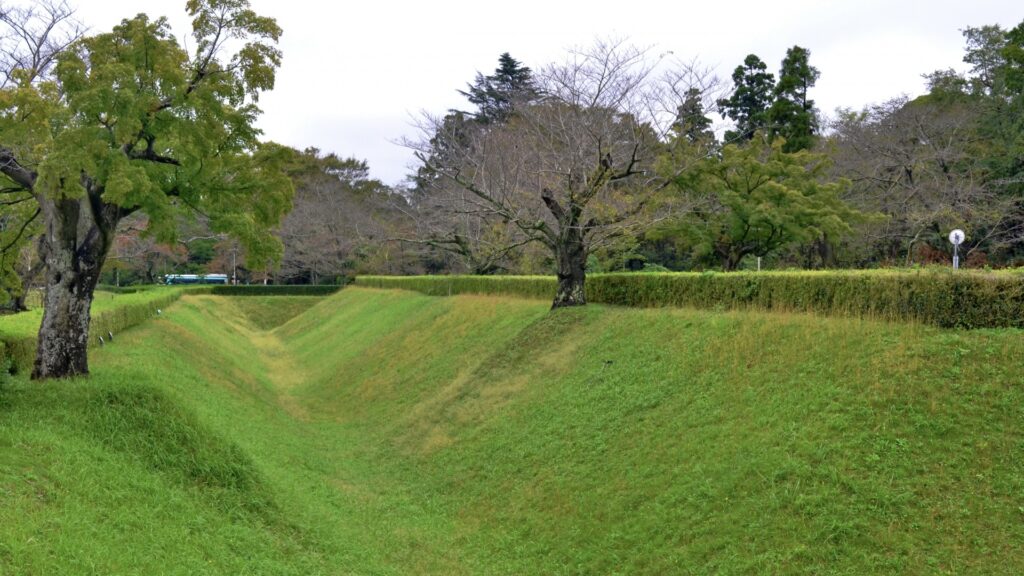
[717,54,775,142]
[458,52,539,125]
[671,87,714,145]
[768,46,820,152]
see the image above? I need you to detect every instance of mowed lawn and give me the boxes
[1,287,1023,574]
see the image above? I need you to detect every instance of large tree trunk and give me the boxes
[721,250,742,272]
[552,223,586,309]
[816,233,836,269]
[542,188,588,309]
[32,194,116,380]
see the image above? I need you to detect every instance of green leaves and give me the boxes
[663,136,859,270]
[2,0,288,267]
[186,0,282,102]
[718,54,775,143]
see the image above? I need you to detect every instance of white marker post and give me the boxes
[949,229,965,270]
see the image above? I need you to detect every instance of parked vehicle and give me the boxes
[164,274,229,285]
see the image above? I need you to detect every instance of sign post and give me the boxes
[948,229,965,270]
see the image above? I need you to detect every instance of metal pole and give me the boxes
[953,243,959,270]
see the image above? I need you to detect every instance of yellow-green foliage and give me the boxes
[357,269,1024,328]
[0,287,188,372]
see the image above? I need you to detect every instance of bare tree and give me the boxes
[279,150,412,282]
[0,0,82,87]
[409,39,713,307]
[829,97,1019,264]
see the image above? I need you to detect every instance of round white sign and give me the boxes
[949,229,965,246]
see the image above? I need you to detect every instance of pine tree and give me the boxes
[717,54,775,142]
[458,53,539,125]
[671,87,714,144]
[768,46,820,152]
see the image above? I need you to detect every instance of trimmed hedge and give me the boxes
[356,270,1024,329]
[0,288,187,373]
[96,285,160,294]
[200,284,344,296]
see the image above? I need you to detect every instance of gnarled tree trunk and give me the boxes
[32,193,117,379]
[552,225,586,308]
[544,189,587,309]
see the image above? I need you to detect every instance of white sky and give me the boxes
[74,0,1023,185]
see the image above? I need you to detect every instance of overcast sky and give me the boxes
[74,1,1022,186]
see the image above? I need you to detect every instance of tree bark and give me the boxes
[721,250,742,272]
[542,189,587,309]
[551,221,586,309]
[816,233,836,268]
[31,194,116,379]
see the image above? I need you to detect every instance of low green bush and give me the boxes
[96,285,159,294]
[357,275,554,300]
[357,269,1024,329]
[203,284,345,296]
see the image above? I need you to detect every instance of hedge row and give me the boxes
[356,270,1024,329]
[0,288,187,373]
[198,284,344,296]
[96,285,160,294]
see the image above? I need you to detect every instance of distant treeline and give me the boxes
[7,20,1024,310]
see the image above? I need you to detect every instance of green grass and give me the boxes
[2,288,1023,574]
[228,295,324,330]
[0,286,192,372]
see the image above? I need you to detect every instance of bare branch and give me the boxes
[0,0,84,87]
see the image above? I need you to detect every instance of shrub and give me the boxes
[202,284,345,296]
[356,270,1024,329]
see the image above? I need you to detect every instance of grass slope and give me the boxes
[2,288,1023,574]
[0,286,190,371]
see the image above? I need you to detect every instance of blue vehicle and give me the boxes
[164,274,229,285]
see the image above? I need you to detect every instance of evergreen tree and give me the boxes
[458,52,539,125]
[671,87,714,145]
[986,21,1024,197]
[717,54,775,142]
[768,46,820,152]
[1003,21,1024,94]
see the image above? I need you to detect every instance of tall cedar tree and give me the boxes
[717,54,775,143]
[458,53,540,125]
[768,46,820,152]
[415,54,536,188]
[671,87,714,145]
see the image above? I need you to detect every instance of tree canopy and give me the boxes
[457,52,540,125]
[0,0,290,378]
[718,54,775,143]
[662,136,858,270]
